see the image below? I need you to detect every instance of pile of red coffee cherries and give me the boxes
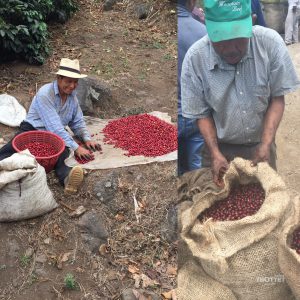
[199,183,265,222]
[103,114,177,157]
[291,227,300,255]
[24,142,57,157]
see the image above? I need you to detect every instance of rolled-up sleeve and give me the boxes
[269,33,300,97]
[68,100,91,142]
[181,49,212,119]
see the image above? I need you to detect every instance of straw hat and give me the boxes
[56,58,87,79]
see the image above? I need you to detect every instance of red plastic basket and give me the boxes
[12,130,65,173]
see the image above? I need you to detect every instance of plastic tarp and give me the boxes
[64,112,177,169]
[0,94,26,127]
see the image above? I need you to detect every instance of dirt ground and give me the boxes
[0,1,177,299]
[277,43,300,199]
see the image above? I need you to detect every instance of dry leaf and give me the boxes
[128,265,140,274]
[61,252,72,262]
[133,273,159,289]
[166,265,177,277]
[115,213,125,221]
[155,261,161,267]
[99,244,108,256]
[162,289,177,300]
[162,291,172,299]
[133,274,141,288]
[141,273,159,288]
[75,267,84,273]
[52,224,65,240]
[138,197,147,209]
[28,88,35,98]
[56,251,72,269]
[69,205,87,217]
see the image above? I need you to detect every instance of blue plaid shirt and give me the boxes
[181,26,300,144]
[25,80,90,150]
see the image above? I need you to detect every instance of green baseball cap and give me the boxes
[204,0,253,42]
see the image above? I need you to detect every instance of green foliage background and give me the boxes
[0,0,78,64]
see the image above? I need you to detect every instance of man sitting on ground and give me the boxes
[0,58,101,194]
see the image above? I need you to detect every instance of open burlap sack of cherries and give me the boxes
[279,196,300,300]
[177,157,295,300]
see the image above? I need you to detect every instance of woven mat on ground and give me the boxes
[64,111,177,169]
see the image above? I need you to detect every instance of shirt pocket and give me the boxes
[252,85,270,113]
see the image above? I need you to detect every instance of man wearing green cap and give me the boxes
[181,0,300,186]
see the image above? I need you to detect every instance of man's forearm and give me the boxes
[197,117,221,158]
[261,96,285,146]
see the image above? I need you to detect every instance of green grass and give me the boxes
[122,30,129,37]
[20,255,31,267]
[121,56,130,69]
[64,273,76,290]
[29,273,38,285]
[152,41,165,49]
[163,53,172,60]
[140,41,165,49]
[92,62,116,79]
[138,72,146,81]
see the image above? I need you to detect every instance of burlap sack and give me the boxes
[178,259,237,300]
[0,150,57,221]
[179,157,293,300]
[177,236,237,300]
[278,196,300,300]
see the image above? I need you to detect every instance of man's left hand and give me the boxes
[85,140,102,152]
[251,143,271,166]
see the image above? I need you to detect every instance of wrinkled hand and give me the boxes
[75,145,94,160]
[85,140,102,152]
[211,153,229,187]
[251,143,271,167]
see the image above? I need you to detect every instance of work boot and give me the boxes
[64,166,84,194]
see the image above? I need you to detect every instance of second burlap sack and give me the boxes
[0,150,58,221]
[278,196,300,300]
[179,157,293,300]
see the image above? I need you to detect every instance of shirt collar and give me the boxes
[177,4,191,17]
[54,80,60,96]
[208,37,254,71]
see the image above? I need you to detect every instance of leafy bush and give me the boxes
[0,1,49,64]
[0,0,78,64]
[50,0,78,23]
[36,0,55,19]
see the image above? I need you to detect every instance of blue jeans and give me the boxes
[178,115,204,176]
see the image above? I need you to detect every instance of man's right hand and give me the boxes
[211,152,229,187]
[293,5,297,12]
[75,145,94,160]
